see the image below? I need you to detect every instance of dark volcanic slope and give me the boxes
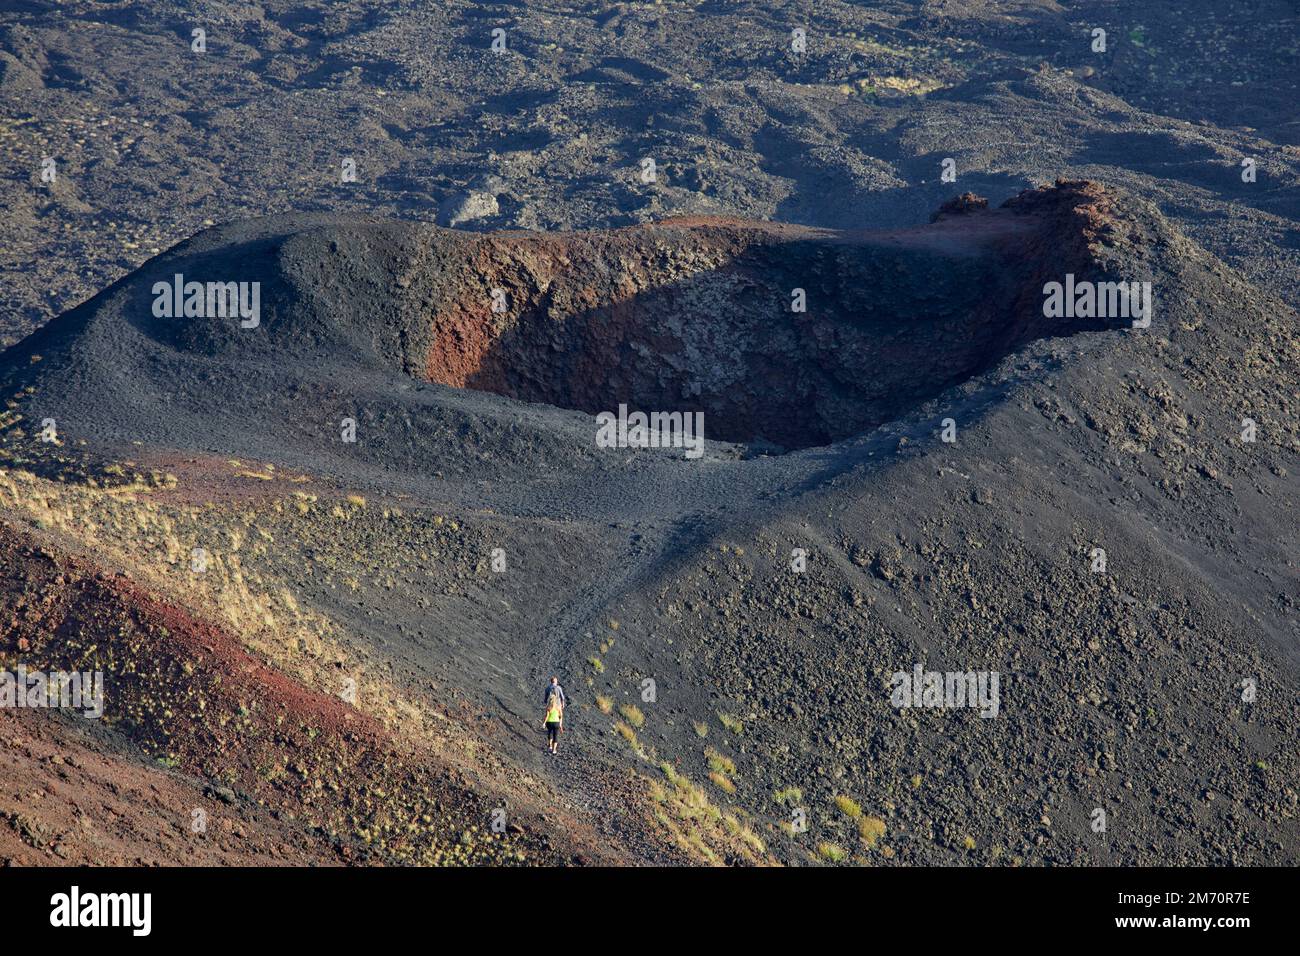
[2,180,1297,865]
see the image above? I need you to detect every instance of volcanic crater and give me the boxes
[416,182,1126,450]
[15,180,1133,458]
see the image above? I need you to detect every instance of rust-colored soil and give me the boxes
[0,520,625,866]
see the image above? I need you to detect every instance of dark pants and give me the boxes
[546,721,561,745]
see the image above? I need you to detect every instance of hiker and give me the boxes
[543,689,564,755]
[543,676,566,709]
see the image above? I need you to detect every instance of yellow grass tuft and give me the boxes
[773,786,802,805]
[834,795,862,819]
[613,721,638,745]
[859,816,886,849]
[716,711,743,734]
[705,747,736,776]
[818,842,847,862]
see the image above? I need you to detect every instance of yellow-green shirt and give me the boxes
[546,703,562,723]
